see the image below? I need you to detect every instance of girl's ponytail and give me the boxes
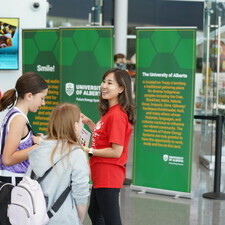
[0,89,17,112]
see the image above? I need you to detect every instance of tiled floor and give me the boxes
[84,125,225,225]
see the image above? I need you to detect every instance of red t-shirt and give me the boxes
[90,104,132,188]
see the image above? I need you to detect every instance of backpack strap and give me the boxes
[1,111,34,155]
[47,185,71,218]
[31,146,80,218]
[31,148,79,182]
[26,122,36,136]
[1,111,17,154]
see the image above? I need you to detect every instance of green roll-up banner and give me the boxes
[60,27,114,124]
[22,29,60,134]
[132,27,196,197]
[22,27,113,133]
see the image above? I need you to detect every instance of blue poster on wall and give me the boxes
[0,18,19,70]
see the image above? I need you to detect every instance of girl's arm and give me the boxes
[81,113,95,132]
[71,150,90,223]
[76,204,88,223]
[2,115,38,166]
[84,143,123,158]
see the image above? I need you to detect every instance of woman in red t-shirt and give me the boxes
[82,68,136,225]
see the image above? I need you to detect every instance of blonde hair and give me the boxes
[47,103,81,165]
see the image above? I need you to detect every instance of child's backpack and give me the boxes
[6,153,73,225]
[0,182,14,225]
[7,176,49,225]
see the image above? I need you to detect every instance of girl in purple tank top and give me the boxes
[0,72,48,181]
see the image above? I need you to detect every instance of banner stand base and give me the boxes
[130,184,192,199]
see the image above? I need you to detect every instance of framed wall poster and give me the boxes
[0,18,19,70]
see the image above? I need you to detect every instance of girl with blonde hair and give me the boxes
[30,103,90,225]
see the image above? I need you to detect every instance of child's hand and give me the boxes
[32,134,43,145]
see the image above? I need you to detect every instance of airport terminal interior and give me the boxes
[2,1,225,225]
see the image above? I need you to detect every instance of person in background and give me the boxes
[30,103,90,225]
[82,68,136,225]
[0,72,48,184]
[114,53,127,70]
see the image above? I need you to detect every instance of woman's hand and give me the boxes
[81,113,95,132]
[82,146,90,154]
[81,113,91,124]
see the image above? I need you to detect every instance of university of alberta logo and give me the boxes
[65,83,74,96]
[163,154,169,162]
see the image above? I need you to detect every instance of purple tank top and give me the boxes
[0,108,33,173]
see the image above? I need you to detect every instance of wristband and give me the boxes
[83,146,88,152]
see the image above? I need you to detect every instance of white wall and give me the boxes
[0,0,49,123]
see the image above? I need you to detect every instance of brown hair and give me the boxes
[98,68,136,125]
[114,53,125,62]
[47,103,81,165]
[0,72,48,111]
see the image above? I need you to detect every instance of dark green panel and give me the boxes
[60,27,114,124]
[133,28,196,194]
[22,29,60,134]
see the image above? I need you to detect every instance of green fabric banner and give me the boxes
[22,27,113,133]
[60,27,114,124]
[22,29,60,134]
[133,27,196,194]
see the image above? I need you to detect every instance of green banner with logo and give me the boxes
[60,27,113,124]
[22,29,60,134]
[22,27,113,133]
[132,27,196,195]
